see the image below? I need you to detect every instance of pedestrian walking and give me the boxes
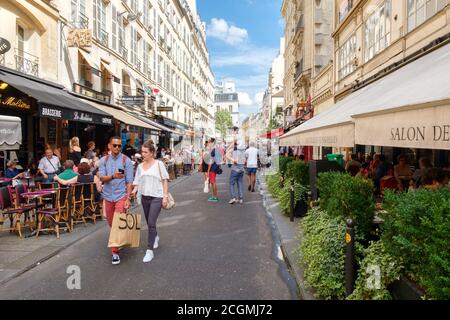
[38,147,61,183]
[207,138,222,202]
[245,142,259,192]
[99,136,134,265]
[228,142,246,204]
[132,140,169,263]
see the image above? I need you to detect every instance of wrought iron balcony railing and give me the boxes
[14,48,39,77]
[100,29,109,47]
[77,12,89,29]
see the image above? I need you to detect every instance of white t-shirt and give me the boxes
[245,147,259,168]
[133,161,169,199]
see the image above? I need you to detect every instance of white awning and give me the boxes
[100,61,116,77]
[0,116,21,151]
[280,42,450,149]
[79,49,100,72]
[84,100,160,131]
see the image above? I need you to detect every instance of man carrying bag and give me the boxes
[99,136,134,265]
[108,210,141,249]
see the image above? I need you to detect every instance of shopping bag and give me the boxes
[108,212,141,248]
[203,179,209,193]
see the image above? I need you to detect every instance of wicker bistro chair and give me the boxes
[11,184,36,231]
[0,186,35,237]
[35,187,70,238]
[82,183,102,224]
[71,183,87,230]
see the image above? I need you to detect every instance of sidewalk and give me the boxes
[0,174,192,286]
[257,172,316,300]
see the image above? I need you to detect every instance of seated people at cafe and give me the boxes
[374,154,390,192]
[412,157,433,188]
[345,154,362,173]
[394,154,413,191]
[5,160,24,179]
[38,148,61,183]
[54,160,78,183]
[421,167,449,190]
[55,162,102,199]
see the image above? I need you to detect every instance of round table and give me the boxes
[21,189,58,237]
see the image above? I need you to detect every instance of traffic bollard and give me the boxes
[290,182,295,222]
[345,218,356,296]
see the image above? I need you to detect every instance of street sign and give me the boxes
[121,96,145,105]
[157,107,173,112]
[0,37,11,55]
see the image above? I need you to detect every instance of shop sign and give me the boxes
[67,29,92,48]
[0,96,31,110]
[39,104,113,125]
[0,37,11,55]
[121,95,145,106]
[390,126,450,143]
[157,106,173,112]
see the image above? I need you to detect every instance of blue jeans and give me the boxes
[43,174,56,183]
[230,169,244,200]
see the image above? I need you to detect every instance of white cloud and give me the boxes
[254,92,265,105]
[207,18,248,45]
[238,92,253,106]
[211,47,278,70]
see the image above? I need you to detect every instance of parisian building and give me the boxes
[214,80,240,129]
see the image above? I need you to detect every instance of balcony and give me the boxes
[14,48,39,77]
[99,29,109,47]
[76,12,89,29]
[73,82,111,104]
[134,58,141,72]
[120,44,128,61]
[144,65,152,79]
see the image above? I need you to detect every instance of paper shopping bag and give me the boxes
[108,212,141,248]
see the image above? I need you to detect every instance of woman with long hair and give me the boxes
[132,140,170,263]
[69,137,82,166]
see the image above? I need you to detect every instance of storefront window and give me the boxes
[338,34,357,80]
[407,0,448,32]
[364,1,391,62]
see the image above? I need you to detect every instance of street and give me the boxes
[0,168,297,300]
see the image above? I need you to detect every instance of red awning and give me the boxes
[260,128,285,139]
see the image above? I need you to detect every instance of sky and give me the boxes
[197,0,284,120]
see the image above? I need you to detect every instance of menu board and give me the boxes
[48,119,56,144]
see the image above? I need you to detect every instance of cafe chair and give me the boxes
[71,184,86,230]
[11,184,36,231]
[82,183,100,224]
[35,187,70,238]
[0,186,34,238]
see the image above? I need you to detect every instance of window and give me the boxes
[71,0,87,28]
[158,55,163,85]
[408,0,448,32]
[229,105,233,113]
[338,34,357,79]
[130,27,138,67]
[111,5,117,51]
[143,42,151,79]
[129,0,138,13]
[364,1,391,62]
[339,0,354,23]
[93,0,107,44]
[118,14,126,59]
[143,0,152,31]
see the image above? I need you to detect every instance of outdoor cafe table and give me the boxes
[0,178,12,187]
[21,189,57,237]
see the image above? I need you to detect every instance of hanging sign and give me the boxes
[0,37,11,55]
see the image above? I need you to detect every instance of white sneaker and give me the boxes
[239,199,243,204]
[154,236,159,249]
[229,198,236,204]
[143,250,154,263]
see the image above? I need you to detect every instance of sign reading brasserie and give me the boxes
[39,104,112,125]
[0,96,31,110]
[67,29,92,48]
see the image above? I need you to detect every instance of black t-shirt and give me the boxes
[123,145,136,158]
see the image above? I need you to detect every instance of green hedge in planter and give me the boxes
[279,156,294,176]
[286,160,309,187]
[382,188,450,299]
[348,240,403,300]
[266,173,282,200]
[299,207,346,299]
[317,172,375,240]
[279,180,308,216]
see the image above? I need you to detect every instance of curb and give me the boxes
[258,173,316,300]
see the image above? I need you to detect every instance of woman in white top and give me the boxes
[132,140,169,263]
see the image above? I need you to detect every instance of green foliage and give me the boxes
[299,207,346,299]
[317,172,375,239]
[382,188,450,299]
[266,173,282,200]
[279,156,294,176]
[286,160,309,187]
[279,181,308,216]
[215,110,233,138]
[348,241,403,300]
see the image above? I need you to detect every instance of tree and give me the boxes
[215,110,233,138]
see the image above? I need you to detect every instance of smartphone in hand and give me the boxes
[118,169,125,174]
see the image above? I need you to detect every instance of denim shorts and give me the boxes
[247,168,257,175]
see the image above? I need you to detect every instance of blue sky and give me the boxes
[197,0,284,119]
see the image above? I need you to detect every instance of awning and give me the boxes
[100,61,116,77]
[82,100,161,132]
[0,116,21,151]
[260,128,285,139]
[133,114,176,134]
[280,42,450,149]
[0,67,113,125]
[79,49,100,73]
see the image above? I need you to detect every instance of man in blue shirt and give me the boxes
[99,136,134,265]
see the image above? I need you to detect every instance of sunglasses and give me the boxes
[112,144,122,148]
